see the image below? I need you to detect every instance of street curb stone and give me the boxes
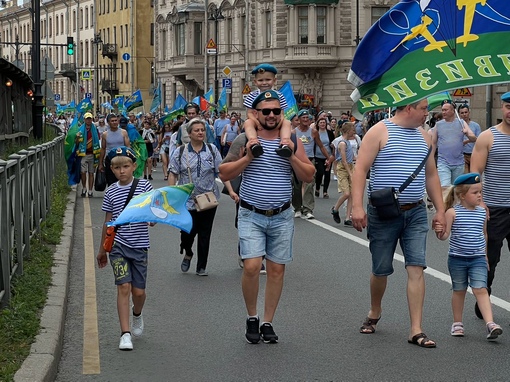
[14,190,77,382]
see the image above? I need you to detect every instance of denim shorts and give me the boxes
[109,241,148,289]
[448,255,488,291]
[367,203,428,276]
[238,206,294,264]
[437,161,464,187]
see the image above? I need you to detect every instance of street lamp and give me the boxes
[208,7,224,105]
[92,33,103,115]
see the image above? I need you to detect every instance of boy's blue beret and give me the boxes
[453,172,480,186]
[107,146,137,163]
[251,64,278,75]
[501,91,510,102]
[252,90,280,109]
[288,113,297,120]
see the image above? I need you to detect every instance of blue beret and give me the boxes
[251,64,278,75]
[107,146,137,163]
[288,113,297,121]
[501,91,510,102]
[252,90,280,109]
[453,172,480,186]
[297,109,309,117]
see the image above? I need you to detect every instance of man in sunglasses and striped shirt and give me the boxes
[219,90,315,344]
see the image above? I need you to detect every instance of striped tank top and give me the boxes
[449,205,486,257]
[240,137,292,210]
[482,127,510,207]
[369,120,428,204]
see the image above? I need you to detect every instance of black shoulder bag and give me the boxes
[370,146,432,220]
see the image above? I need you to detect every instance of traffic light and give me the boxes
[67,36,74,55]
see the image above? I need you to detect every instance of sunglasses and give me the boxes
[256,108,282,116]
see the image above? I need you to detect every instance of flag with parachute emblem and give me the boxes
[125,90,144,112]
[108,184,195,233]
[348,0,510,116]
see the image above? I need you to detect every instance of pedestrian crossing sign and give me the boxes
[242,84,251,95]
[453,88,472,97]
[81,70,92,81]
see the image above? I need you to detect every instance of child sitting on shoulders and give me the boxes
[434,173,502,340]
[243,63,292,158]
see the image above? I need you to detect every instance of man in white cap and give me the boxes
[470,91,510,319]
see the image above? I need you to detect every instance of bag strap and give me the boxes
[114,178,139,230]
[398,146,432,194]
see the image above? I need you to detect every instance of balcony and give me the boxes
[101,79,119,94]
[284,44,339,68]
[102,44,118,59]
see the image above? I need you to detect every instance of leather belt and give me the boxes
[240,200,291,217]
[400,200,424,211]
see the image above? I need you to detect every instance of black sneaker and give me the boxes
[331,208,341,224]
[275,145,292,158]
[250,144,264,158]
[245,317,261,344]
[344,220,353,227]
[260,322,278,344]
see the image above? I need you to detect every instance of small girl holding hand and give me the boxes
[435,173,502,340]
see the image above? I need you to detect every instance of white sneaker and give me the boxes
[294,211,302,218]
[119,333,133,350]
[301,212,315,220]
[132,313,144,337]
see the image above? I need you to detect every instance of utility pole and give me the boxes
[32,0,43,139]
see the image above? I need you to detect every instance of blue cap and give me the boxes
[251,63,278,75]
[107,146,137,163]
[453,172,481,186]
[252,90,280,109]
[501,91,510,102]
[297,109,309,117]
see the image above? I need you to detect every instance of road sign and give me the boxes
[226,88,232,94]
[222,66,232,77]
[122,53,131,61]
[242,84,251,95]
[222,78,232,89]
[85,93,93,99]
[81,69,92,81]
[206,39,217,54]
[54,94,61,101]
[453,88,472,97]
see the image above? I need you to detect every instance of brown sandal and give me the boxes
[408,332,436,348]
[360,316,381,334]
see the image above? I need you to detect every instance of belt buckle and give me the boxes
[265,209,274,217]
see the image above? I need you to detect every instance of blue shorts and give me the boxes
[448,255,488,291]
[437,161,464,187]
[109,241,148,289]
[367,203,428,276]
[238,206,294,264]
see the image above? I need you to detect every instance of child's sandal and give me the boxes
[486,322,503,340]
[451,322,464,336]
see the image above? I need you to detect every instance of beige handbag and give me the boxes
[185,144,219,211]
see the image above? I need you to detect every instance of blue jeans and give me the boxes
[448,255,488,291]
[238,206,294,264]
[367,203,428,276]
[437,161,464,187]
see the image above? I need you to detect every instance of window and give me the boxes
[150,23,154,46]
[113,0,116,12]
[56,46,59,67]
[240,15,245,47]
[317,6,326,44]
[90,6,94,27]
[73,10,76,31]
[226,18,232,52]
[120,63,124,83]
[85,7,89,29]
[49,17,52,36]
[371,7,389,25]
[175,23,185,56]
[298,7,308,44]
[120,25,123,47]
[265,11,271,48]
[80,8,83,30]
[161,29,167,59]
[125,62,129,83]
[125,24,128,47]
[120,0,123,10]
[113,26,116,45]
[85,41,89,65]
[79,42,83,65]
[56,15,59,35]
[61,13,64,35]
[193,22,202,55]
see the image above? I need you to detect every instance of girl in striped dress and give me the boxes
[435,173,503,340]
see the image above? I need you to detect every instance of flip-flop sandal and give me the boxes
[360,316,381,334]
[408,332,436,348]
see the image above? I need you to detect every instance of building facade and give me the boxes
[154,0,509,126]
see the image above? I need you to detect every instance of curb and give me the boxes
[14,189,77,382]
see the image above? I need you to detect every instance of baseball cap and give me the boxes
[84,112,93,119]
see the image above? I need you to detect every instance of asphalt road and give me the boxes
[55,173,510,382]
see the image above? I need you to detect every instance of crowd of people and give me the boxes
[60,61,510,352]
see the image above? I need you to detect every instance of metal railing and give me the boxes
[0,131,65,308]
